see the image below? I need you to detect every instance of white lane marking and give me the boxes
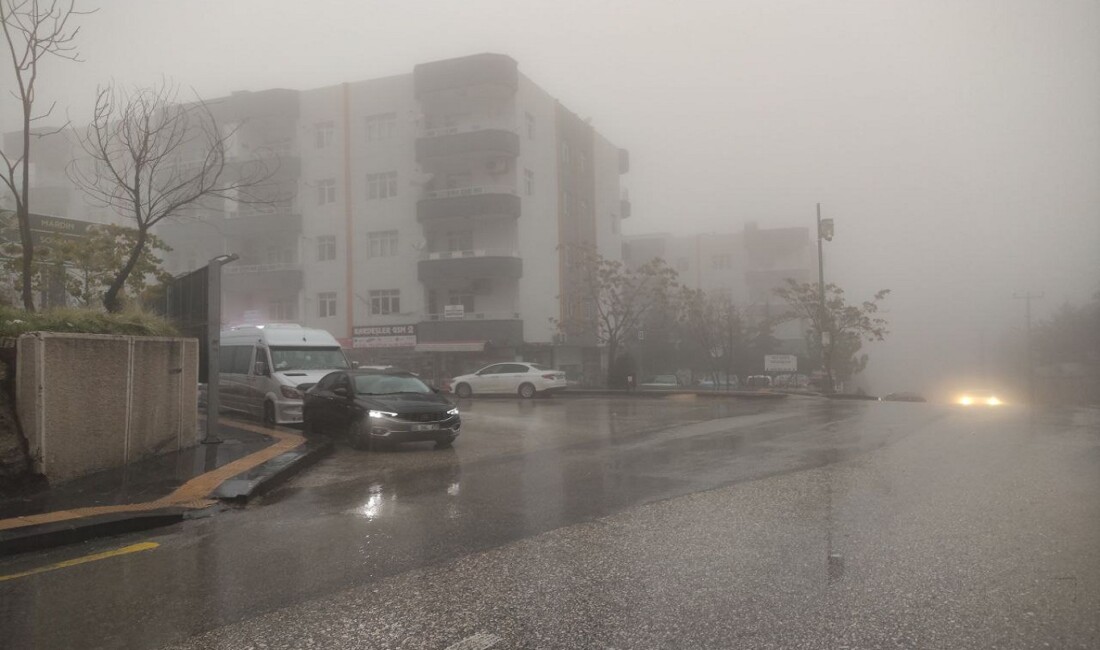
[445,632,502,650]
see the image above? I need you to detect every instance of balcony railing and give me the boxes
[225,262,301,274]
[422,185,516,200]
[422,248,519,261]
[422,118,516,138]
[425,311,521,321]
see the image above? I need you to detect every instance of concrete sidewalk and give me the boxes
[0,418,331,555]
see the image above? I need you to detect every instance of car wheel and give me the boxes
[518,382,536,399]
[262,401,276,427]
[435,436,456,449]
[455,383,472,398]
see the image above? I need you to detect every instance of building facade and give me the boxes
[624,223,814,356]
[155,53,630,384]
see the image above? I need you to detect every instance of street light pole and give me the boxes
[816,203,834,393]
[203,253,239,444]
[1013,291,1044,405]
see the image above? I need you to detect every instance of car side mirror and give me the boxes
[431,386,441,394]
[333,386,350,398]
[351,361,360,368]
[254,361,269,376]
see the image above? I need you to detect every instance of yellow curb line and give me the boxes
[0,542,160,582]
[0,420,305,532]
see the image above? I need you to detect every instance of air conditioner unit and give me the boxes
[486,159,509,174]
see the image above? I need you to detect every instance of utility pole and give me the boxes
[816,203,834,393]
[1013,291,1044,405]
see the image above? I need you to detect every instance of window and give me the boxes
[501,364,530,374]
[562,191,572,218]
[266,246,295,265]
[317,178,337,205]
[318,292,337,318]
[269,300,298,321]
[368,230,398,258]
[448,289,474,313]
[611,214,620,235]
[314,121,334,149]
[525,112,535,139]
[446,230,473,252]
[317,235,336,262]
[712,254,732,270]
[369,289,400,315]
[524,169,535,196]
[219,346,253,375]
[367,171,398,199]
[560,140,571,164]
[366,112,397,140]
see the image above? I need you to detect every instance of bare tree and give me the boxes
[0,0,87,311]
[555,247,679,385]
[69,81,273,312]
[773,279,890,392]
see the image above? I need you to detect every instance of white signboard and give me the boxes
[764,354,798,373]
[443,304,466,320]
[352,324,417,349]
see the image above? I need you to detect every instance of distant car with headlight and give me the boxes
[956,389,1003,406]
[303,369,460,450]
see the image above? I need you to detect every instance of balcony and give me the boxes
[416,129,519,164]
[417,188,520,222]
[414,53,518,99]
[417,249,522,283]
[223,262,303,294]
[417,317,524,349]
[221,207,301,238]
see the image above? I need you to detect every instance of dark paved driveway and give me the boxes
[1,396,1097,649]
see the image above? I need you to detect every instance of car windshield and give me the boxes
[270,346,349,371]
[355,374,432,395]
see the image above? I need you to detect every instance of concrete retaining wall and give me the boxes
[16,333,199,483]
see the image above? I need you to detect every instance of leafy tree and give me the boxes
[0,0,88,310]
[555,248,679,385]
[676,288,746,385]
[774,279,890,392]
[68,81,273,312]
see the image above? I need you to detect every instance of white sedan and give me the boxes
[449,362,567,398]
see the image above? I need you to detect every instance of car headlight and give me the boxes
[280,385,303,399]
[447,407,459,416]
[987,397,1001,406]
[369,410,397,418]
[959,396,973,405]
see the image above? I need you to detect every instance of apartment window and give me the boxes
[366,112,397,140]
[524,169,535,196]
[525,112,535,139]
[560,141,571,164]
[314,121,335,149]
[317,235,337,262]
[369,289,400,315]
[318,292,337,318]
[266,246,295,265]
[317,178,337,205]
[712,254,732,270]
[269,300,298,321]
[610,214,620,235]
[676,257,689,272]
[366,171,398,200]
[448,290,474,314]
[368,230,399,258]
[579,152,588,172]
[562,191,572,218]
[446,230,473,252]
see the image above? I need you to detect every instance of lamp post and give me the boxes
[816,203,834,393]
[203,253,239,444]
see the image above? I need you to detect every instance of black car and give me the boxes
[303,369,460,449]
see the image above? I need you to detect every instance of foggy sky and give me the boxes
[2,0,1097,394]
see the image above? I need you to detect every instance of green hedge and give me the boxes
[0,307,178,338]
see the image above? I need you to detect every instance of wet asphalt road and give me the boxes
[1,396,1098,649]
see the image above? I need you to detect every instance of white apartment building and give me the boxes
[158,53,630,384]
